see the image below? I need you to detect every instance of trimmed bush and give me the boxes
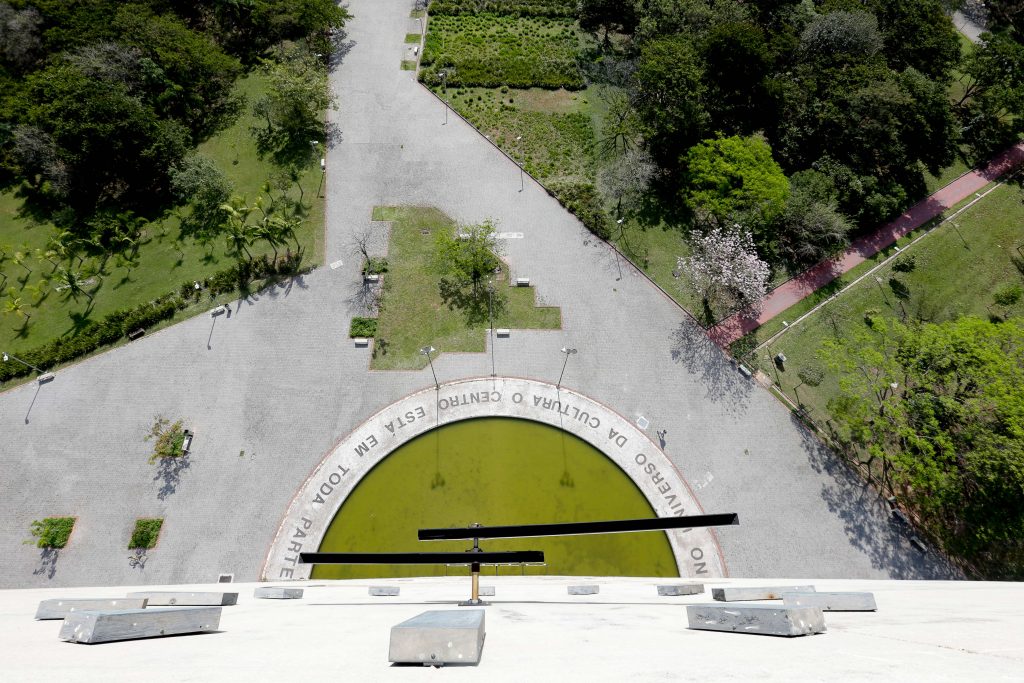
[29,517,75,549]
[363,257,389,275]
[129,518,164,549]
[146,416,188,464]
[350,317,379,338]
[547,181,612,239]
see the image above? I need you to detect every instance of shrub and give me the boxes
[29,517,75,549]
[350,317,379,338]
[892,254,917,273]
[547,181,612,239]
[994,283,1023,307]
[129,519,164,549]
[363,257,389,275]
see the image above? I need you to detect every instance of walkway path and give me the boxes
[709,142,1024,347]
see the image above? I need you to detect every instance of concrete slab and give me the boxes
[253,587,303,600]
[389,610,485,666]
[569,585,599,595]
[782,592,876,612]
[657,584,704,596]
[58,607,222,644]
[686,604,826,637]
[369,586,399,596]
[712,585,815,601]
[36,598,148,620]
[479,586,495,597]
[126,591,237,606]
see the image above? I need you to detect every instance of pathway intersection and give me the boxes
[0,0,956,588]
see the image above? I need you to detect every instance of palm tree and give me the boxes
[4,293,31,324]
[12,248,32,275]
[254,216,286,261]
[55,267,94,302]
[220,200,256,261]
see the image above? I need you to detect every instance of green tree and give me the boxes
[633,34,709,170]
[956,31,1024,160]
[578,0,638,45]
[824,317,1024,578]
[253,45,335,163]
[170,154,233,242]
[682,135,789,237]
[700,20,775,136]
[434,219,503,324]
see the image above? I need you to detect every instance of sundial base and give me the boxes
[458,598,489,607]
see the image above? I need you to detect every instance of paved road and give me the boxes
[710,141,1024,346]
[0,0,957,588]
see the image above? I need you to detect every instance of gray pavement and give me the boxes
[0,0,957,588]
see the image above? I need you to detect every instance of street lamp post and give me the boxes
[420,345,439,390]
[2,351,52,383]
[557,347,577,388]
[487,283,496,378]
[515,136,524,192]
[613,218,624,281]
[874,275,890,306]
[440,71,449,125]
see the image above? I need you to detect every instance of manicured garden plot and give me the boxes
[129,519,164,550]
[428,0,576,17]
[420,14,584,89]
[369,206,560,370]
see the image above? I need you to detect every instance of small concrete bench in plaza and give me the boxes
[782,592,877,612]
[686,604,826,637]
[568,585,599,596]
[657,584,704,596]
[126,591,237,606]
[495,328,510,338]
[58,607,222,644]
[369,586,399,597]
[254,587,304,600]
[712,585,815,602]
[354,337,369,347]
[36,598,148,620]
[515,277,530,287]
[389,610,485,666]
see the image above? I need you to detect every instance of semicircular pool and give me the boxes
[311,417,678,579]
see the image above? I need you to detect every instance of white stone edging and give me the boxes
[262,377,727,580]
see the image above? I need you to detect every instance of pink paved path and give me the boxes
[709,142,1024,347]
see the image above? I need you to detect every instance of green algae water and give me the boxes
[311,417,677,579]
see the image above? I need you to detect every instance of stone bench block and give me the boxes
[254,587,304,600]
[515,277,530,287]
[657,584,704,597]
[782,592,876,612]
[495,329,510,338]
[354,337,370,347]
[389,610,485,665]
[126,591,237,606]
[59,607,222,644]
[686,604,826,637]
[36,598,148,620]
[568,585,599,595]
[712,585,815,602]
[369,586,399,597]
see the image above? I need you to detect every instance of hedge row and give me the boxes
[428,0,576,18]
[546,181,611,239]
[0,253,306,384]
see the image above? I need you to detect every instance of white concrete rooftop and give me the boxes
[3,576,1022,681]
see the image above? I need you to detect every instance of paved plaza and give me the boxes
[0,0,956,588]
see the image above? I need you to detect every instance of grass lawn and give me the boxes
[743,182,1024,427]
[312,418,677,579]
[0,73,324,357]
[369,206,560,370]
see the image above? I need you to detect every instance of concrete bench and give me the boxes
[369,586,399,597]
[364,273,380,283]
[181,431,193,454]
[389,610,485,666]
[782,592,876,612]
[515,277,530,287]
[59,607,222,644]
[686,604,826,637]
[210,305,226,317]
[36,598,148,620]
[712,585,815,602]
[354,337,370,347]
[568,585,599,596]
[495,328,510,338]
[254,587,304,600]
[126,591,237,606]
[657,584,704,597]
[127,328,145,341]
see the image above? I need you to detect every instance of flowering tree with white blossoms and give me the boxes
[679,224,769,320]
